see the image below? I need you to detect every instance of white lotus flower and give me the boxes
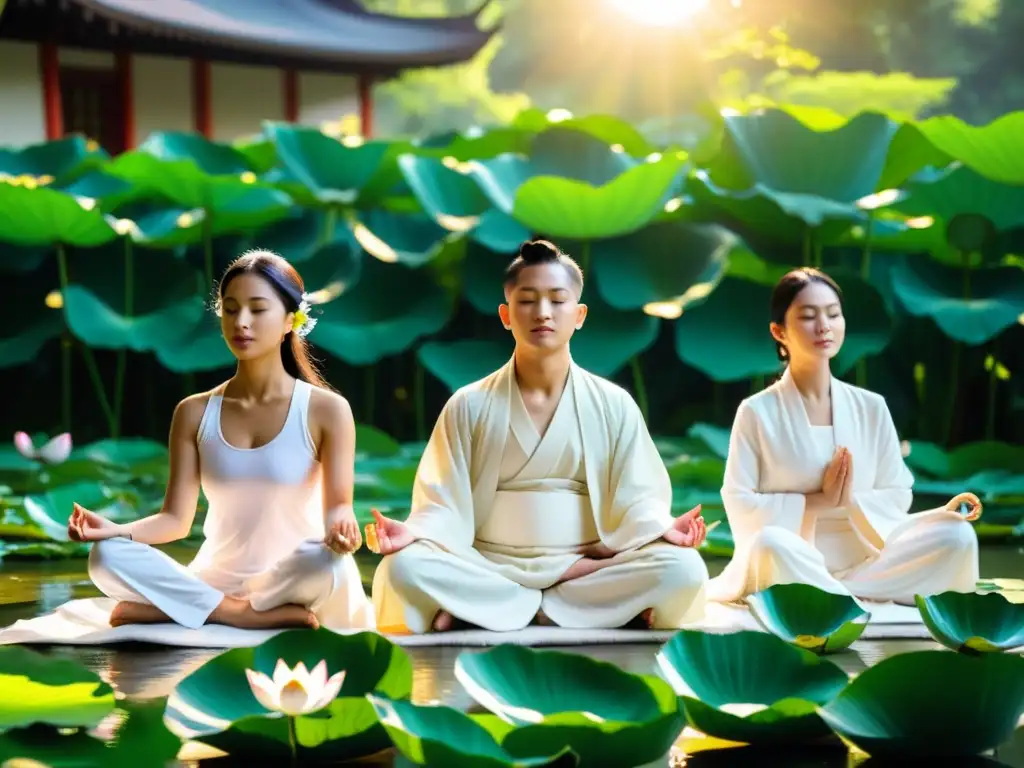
[14,431,72,464]
[245,659,346,717]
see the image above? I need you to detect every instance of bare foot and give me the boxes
[210,596,319,630]
[640,608,654,629]
[534,610,555,626]
[109,601,171,627]
[431,610,454,632]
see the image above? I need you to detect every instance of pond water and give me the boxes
[1,545,1023,766]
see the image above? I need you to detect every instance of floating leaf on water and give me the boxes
[747,583,870,654]
[915,591,1024,653]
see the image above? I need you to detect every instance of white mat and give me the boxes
[0,597,929,649]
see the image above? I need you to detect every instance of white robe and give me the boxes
[372,359,708,633]
[708,368,979,605]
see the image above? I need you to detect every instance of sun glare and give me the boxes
[608,0,709,26]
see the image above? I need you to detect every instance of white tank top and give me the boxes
[187,379,323,594]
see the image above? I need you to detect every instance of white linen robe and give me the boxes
[372,359,708,633]
[707,367,978,605]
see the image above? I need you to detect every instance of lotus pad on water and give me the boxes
[747,583,871,654]
[454,645,684,767]
[915,591,1024,653]
[0,646,115,732]
[656,629,849,745]
[818,650,1024,757]
[163,628,412,761]
[367,695,578,768]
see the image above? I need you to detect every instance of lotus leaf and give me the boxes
[472,208,532,253]
[0,646,115,732]
[251,207,329,263]
[470,128,637,215]
[0,699,183,768]
[511,108,656,156]
[58,170,145,212]
[264,122,400,206]
[590,222,735,311]
[164,628,412,761]
[915,591,1024,653]
[455,645,684,768]
[889,258,1024,345]
[902,440,1024,479]
[686,423,731,461]
[398,155,491,229]
[12,481,121,542]
[910,111,1024,185]
[894,165,1024,237]
[0,260,64,369]
[818,650,1024,757]
[138,131,255,176]
[747,583,870,654]
[513,155,685,241]
[300,252,453,366]
[416,125,533,160]
[418,338,514,393]
[0,134,109,184]
[350,207,458,266]
[656,629,849,745]
[367,694,578,768]
[0,185,117,247]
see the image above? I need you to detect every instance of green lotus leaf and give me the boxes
[894,165,1024,236]
[702,109,899,199]
[817,650,1024,757]
[418,338,513,393]
[472,208,531,254]
[62,243,205,352]
[264,122,398,206]
[350,207,458,266]
[139,131,255,175]
[164,628,413,761]
[915,591,1024,653]
[723,247,795,286]
[0,540,90,560]
[355,424,402,460]
[416,125,533,160]
[689,170,867,239]
[511,108,657,156]
[14,481,121,541]
[454,645,684,768]
[0,260,63,369]
[234,135,279,174]
[398,154,491,228]
[252,208,329,263]
[154,310,235,374]
[470,128,638,214]
[841,214,945,256]
[903,440,1024,479]
[203,178,295,236]
[686,423,731,460]
[889,258,1024,345]
[0,134,109,184]
[367,695,578,768]
[512,155,685,240]
[0,646,115,732]
[0,185,117,247]
[656,629,848,745]
[301,253,454,365]
[911,111,1024,185]
[57,170,146,212]
[591,221,736,311]
[0,699,182,767]
[747,583,870,654]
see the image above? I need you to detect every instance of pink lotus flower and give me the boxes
[13,431,72,464]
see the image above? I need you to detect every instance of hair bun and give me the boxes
[519,239,560,264]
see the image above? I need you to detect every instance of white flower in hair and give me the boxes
[292,293,318,338]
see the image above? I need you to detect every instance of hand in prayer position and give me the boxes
[663,505,707,548]
[946,492,983,521]
[68,503,121,542]
[807,447,852,512]
[365,508,414,556]
[324,511,361,554]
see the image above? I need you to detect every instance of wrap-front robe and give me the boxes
[372,359,709,633]
[708,368,978,605]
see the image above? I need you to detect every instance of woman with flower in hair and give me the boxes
[66,250,373,631]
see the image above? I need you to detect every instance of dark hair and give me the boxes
[769,268,843,362]
[503,239,584,294]
[217,249,331,389]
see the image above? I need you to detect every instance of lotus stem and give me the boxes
[365,364,376,424]
[414,359,426,441]
[322,207,337,246]
[630,356,649,422]
[580,240,591,273]
[56,243,72,433]
[855,217,874,390]
[986,341,997,442]
[287,715,298,766]
[80,346,116,436]
[113,237,134,438]
[802,228,811,266]
[813,237,823,269]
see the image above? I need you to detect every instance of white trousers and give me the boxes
[739,510,979,604]
[88,536,375,630]
[372,540,708,633]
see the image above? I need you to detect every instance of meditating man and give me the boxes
[368,240,709,634]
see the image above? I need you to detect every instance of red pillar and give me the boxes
[192,58,212,137]
[283,69,299,123]
[358,74,373,137]
[115,52,135,149]
[39,43,63,140]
